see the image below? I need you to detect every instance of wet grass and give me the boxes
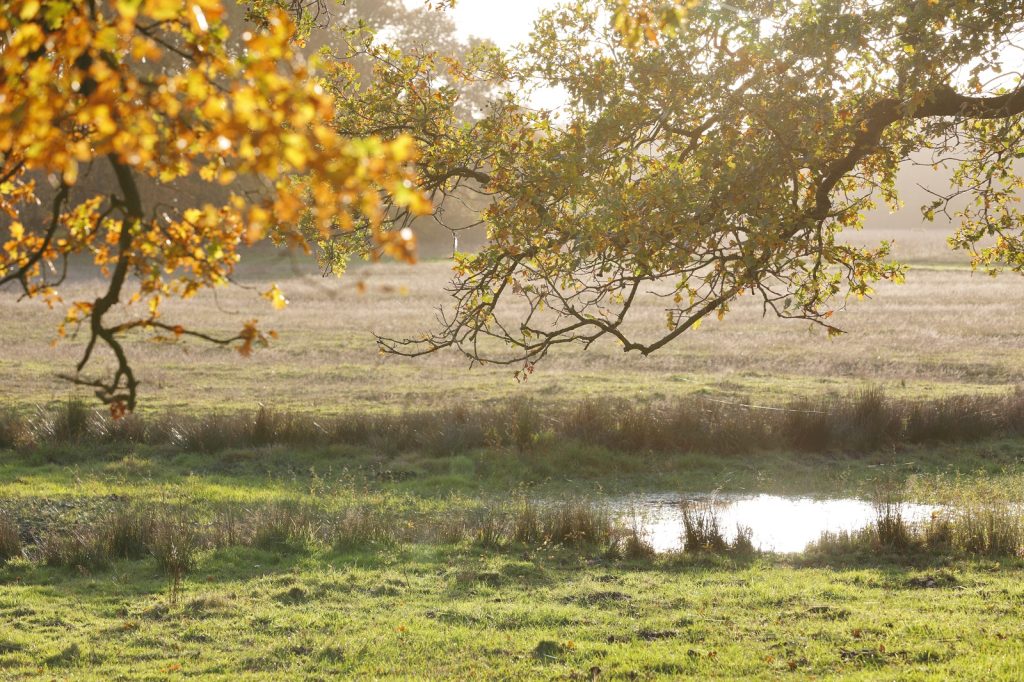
[5,484,1023,585]
[4,390,1024,676]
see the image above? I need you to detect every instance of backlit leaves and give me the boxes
[380,0,1024,372]
[0,0,431,411]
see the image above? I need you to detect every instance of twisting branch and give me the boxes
[61,155,143,413]
[0,184,70,291]
[377,1,1024,371]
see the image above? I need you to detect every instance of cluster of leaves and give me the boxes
[612,0,700,47]
[0,0,430,412]
[300,0,513,273]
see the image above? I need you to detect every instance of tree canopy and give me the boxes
[380,0,1024,374]
[4,0,1024,409]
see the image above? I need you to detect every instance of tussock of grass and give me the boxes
[609,528,657,560]
[329,504,398,550]
[954,502,1024,556]
[0,407,23,450]
[103,506,155,561]
[29,400,93,445]
[248,501,319,550]
[470,507,507,549]
[0,510,20,563]
[466,499,620,550]
[680,502,754,555]
[38,528,112,570]
[808,501,1024,559]
[536,500,615,547]
[5,388,1024,456]
[148,508,199,602]
[681,501,728,553]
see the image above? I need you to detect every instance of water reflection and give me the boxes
[610,494,939,554]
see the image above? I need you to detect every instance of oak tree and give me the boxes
[0,0,429,412]
[380,0,1024,374]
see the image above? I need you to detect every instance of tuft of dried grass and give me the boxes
[540,500,615,548]
[249,501,319,551]
[0,511,20,563]
[681,501,729,553]
[147,508,200,603]
[470,508,508,549]
[29,400,94,445]
[609,528,656,560]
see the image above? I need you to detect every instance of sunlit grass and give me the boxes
[4,259,1024,414]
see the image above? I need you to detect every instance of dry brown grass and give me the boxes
[3,221,1024,414]
[0,510,20,563]
[7,388,1024,455]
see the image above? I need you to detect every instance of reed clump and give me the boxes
[0,510,20,563]
[808,501,1024,559]
[679,502,754,555]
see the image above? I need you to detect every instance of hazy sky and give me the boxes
[447,0,557,49]
[444,0,567,111]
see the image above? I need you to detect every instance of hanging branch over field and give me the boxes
[379,0,1024,370]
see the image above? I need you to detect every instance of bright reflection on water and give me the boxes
[610,494,939,554]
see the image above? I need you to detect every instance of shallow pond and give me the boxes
[609,493,939,553]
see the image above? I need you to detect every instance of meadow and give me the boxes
[4,225,1024,679]
[3,224,1024,414]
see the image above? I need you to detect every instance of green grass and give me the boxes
[4,420,1024,677]
[4,435,1024,503]
[3,547,1024,679]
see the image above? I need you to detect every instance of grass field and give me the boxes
[3,224,1024,414]
[4,547,1024,679]
[3,439,1024,679]
[5,225,1024,679]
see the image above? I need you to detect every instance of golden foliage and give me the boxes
[0,0,431,411]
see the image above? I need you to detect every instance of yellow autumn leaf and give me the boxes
[263,284,288,310]
[19,0,40,19]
